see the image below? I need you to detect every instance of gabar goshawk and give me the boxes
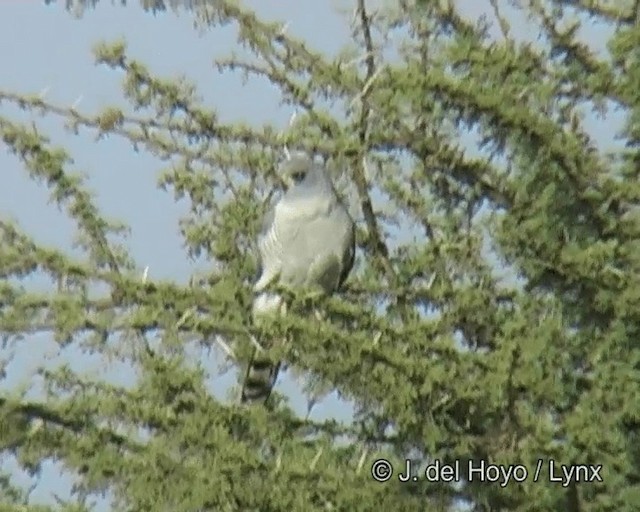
[240,152,356,404]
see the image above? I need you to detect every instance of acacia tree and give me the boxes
[1,0,639,511]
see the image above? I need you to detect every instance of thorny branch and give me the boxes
[0,115,123,278]
[0,91,279,171]
[0,396,141,453]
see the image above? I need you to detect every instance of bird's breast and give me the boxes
[277,194,335,221]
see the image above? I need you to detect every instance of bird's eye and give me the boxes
[290,171,306,183]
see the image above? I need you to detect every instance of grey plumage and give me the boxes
[240,152,355,404]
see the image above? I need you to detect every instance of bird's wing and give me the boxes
[253,200,282,293]
[336,207,356,290]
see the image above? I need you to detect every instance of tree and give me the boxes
[1,0,639,510]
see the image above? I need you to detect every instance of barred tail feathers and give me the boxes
[240,348,281,404]
[241,291,285,405]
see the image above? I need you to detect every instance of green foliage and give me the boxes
[2,0,640,510]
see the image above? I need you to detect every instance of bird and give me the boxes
[240,152,356,405]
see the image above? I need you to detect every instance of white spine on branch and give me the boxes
[71,94,83,110]
[38,86,50,100]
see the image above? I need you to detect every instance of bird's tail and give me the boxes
[241,291,285,404]
[240,347,281,404]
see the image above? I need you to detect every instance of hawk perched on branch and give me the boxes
[240,152,356,404]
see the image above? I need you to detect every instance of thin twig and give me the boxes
[215,336,237,360]
[489,0,511,40]
[309,446,323,470]
[352,0,396,283]
[348,66,383,110]
[249,334,265,352]
[356,446,368,473]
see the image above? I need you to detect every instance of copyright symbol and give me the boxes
[371,459,393,482]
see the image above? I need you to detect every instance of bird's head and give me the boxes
[277,152,315,190]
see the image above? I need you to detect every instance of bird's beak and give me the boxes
[272,163,290,190]
[278,175,293,191]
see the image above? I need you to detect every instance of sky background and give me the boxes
[0,0,621,509]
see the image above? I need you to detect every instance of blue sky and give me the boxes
[0,0,621,509]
